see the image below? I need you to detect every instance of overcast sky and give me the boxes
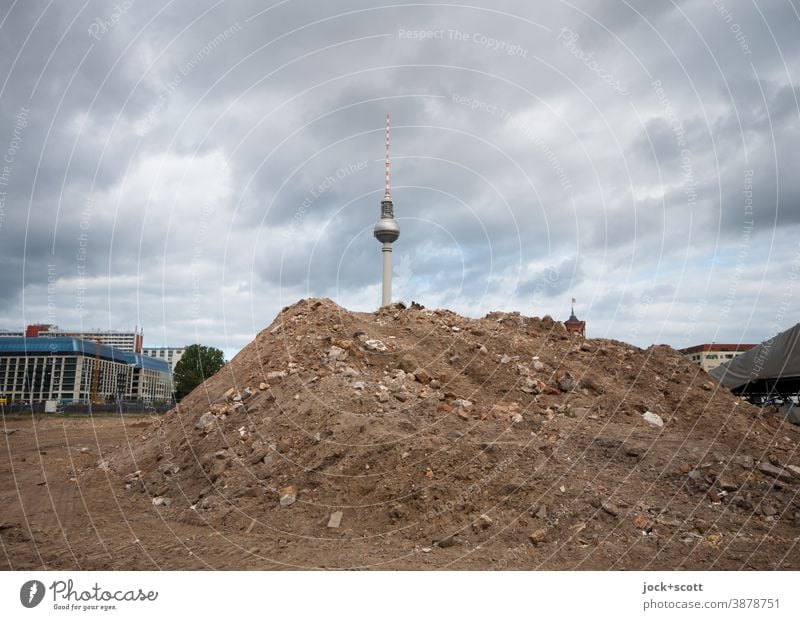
[0,0,798,357]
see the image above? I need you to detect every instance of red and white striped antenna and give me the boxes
[384,112,391,199]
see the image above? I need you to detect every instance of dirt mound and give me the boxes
[111,298,800,568]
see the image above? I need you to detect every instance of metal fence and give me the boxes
[1,401,173,416]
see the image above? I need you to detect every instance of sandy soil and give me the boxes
[2,299,799,570]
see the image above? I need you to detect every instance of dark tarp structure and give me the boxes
[710,323,800,403]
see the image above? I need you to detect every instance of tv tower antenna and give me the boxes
[373,113,400,307]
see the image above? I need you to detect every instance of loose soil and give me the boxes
[2,298,799,569]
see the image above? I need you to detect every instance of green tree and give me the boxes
[173,344,226,400]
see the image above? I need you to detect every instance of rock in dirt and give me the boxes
[641,411,664,428]
[757,462,795,482]
[364,339,387,352]
[556,370,575,392]
[195,412,216,430]
[413,368,431,384]
[601,501,620,517]
[152,496,172,507]
[327,510,343,528]
[529,528,548,545]
[785,465,800,480]
[279,486,297,507]
[474,514,493,530]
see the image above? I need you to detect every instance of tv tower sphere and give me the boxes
[374,113,399,306]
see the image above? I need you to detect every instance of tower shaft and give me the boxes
[382,243,392,307]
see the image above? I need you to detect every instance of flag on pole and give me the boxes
[571,297,576,304]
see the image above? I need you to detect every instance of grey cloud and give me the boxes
[1,0,798,352]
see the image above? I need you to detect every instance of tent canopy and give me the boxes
[710,323,800,391]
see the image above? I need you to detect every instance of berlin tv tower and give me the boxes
[373,113,400,307]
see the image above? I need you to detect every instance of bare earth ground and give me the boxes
[2,299,800,570]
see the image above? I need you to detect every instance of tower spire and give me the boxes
[384,112,391,199]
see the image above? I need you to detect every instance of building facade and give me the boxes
[141,347,186,373]
[19,325,143,353]
[679,343,757,372]
[0,338,171,404]
[564,309,586,337]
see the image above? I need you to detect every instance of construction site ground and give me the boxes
[2,299,799,570]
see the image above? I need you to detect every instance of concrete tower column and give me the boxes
[382,242,392,307]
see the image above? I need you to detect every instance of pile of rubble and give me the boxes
[112,298,800,568]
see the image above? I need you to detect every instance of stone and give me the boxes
[580,342,592,352]
[279,486,297,507]
[732,454,755,469]
[718,478,739,491]
[364,339,387,352]
[397,357,417,373]
[259,382,268,391]
[448,355,461,364]
[457,409,471,421]
[633,514,648,529]
[511,413,523,424]
[529,528,548,545]
[786,465,800,480]
[195,412,216,430]
[437,403,453,413]
[327,345,346,361]
[708,489,721,503]
[555,370,575,392]
[224,387,236,399]
[342,366,360,378]
[641,411,664,428]
[435,535,458,548]
[413,368,431,384]
[535,505,548,519]
[250,446,270,465]
[240,388,254,401]
[429,379,442,389]
[332,338,353,350]
[453,399,473,409]
[762,504,778,517]
[152,496,172,507]
[394,392,409,402]
[327,510,343,528]
[757,461,795,482]
[532,360,545,371]
[475,514,493,530]
[353,381,366,390]
[601,501,620,517]
[266,370,287,381]
[377,392,390,403]
[123,471,142,483]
